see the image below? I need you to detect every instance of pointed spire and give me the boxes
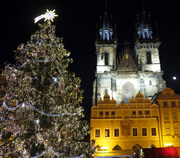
[105,0,108,13]
[114,23,118,43]
[155,23,159,40]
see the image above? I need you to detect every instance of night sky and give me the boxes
[1,0,180,120]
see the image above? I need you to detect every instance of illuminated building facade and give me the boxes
[157,88,180,147]
[92,8,166,105]
[91,92,160,157]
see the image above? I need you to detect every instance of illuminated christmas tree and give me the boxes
[0,10,95,157]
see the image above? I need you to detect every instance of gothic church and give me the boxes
[92,7,166,104]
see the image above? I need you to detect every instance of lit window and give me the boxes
[139,111,142,115]
[172,112,177,120]
[151,128,156,136]
[99,111,103,116]
[164,112,169,120]
[142,128,147,136]
[114,129,119,137]
[172,101,176,107]
[163,102,168,107]
[95,129,100,137]
[105,129,110,137]
[132,111,136,115]
[145,111,150,115]
[133,128,138,136]
[174,127,179,135]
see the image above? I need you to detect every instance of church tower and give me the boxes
[92,9,118,105]
[92,3,166,105]
[134,6,166,98]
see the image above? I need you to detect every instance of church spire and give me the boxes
[96,0,116,44]
[135,0,156,41]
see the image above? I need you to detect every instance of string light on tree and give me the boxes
[0,8,95,157]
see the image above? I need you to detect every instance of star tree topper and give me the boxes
[34,9,58,23]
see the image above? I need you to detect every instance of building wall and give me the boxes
[91,92,161,157]
[157,88,180,147]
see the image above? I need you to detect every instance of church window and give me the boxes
[174,127,179,135]
[95,129,100,137]
[163,102,168,107]
[133,128,138,136]
[172,101,176,107]
[142,128,147,136]
[172,111,177,120]
[104,52,109,65]
[146,52,152,64]
[114,129,119,137]
[105,129,110,137]
[151,128,156,136]
[164,112,169,120]
[132,111,136,115]
[145,111,150,115]
[149,80,152,86]
[99,111,103,116]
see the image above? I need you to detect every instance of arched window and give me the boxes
[146,52,152,64]
[104,52,109,65]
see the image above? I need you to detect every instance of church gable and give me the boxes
[117,51,138,72]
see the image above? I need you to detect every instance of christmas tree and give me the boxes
[0,9,95,157]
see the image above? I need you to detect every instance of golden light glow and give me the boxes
[164,143,173,147]
[101,146,108,150]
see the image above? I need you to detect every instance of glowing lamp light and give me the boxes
[101,146,108,150]
[165,143,173,147]
[173,76,177,80]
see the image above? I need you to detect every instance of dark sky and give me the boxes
[1,0,180,120]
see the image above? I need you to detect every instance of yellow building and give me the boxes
[90,92,160,157]
[157,88,180,147]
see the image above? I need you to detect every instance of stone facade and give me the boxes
[92,10,166,105]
